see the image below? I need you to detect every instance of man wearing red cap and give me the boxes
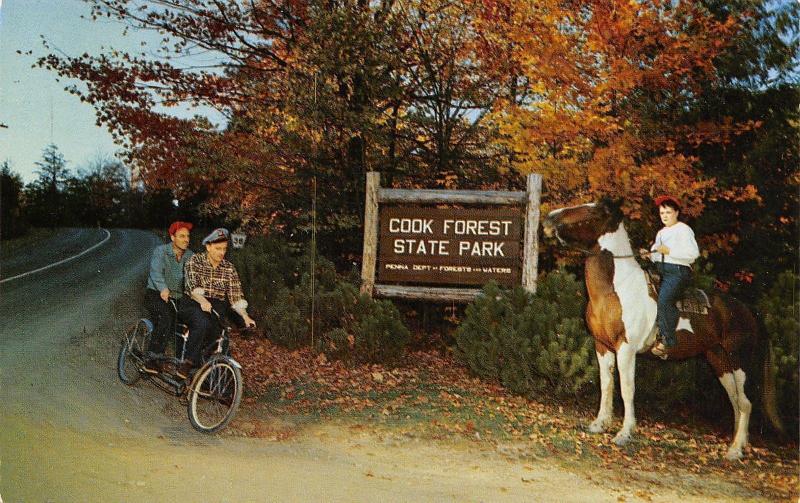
[144,221,194,369]
[639,196,700,358]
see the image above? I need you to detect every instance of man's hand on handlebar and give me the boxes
[242,315,256,328]
[200,300,212,312]
[160,288,171,302]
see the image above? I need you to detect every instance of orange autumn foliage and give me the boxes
[471,0,755,217]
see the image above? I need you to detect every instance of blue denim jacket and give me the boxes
[146,243,194,298]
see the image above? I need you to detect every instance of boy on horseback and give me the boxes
[639,195,700,358]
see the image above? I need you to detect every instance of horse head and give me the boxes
[542,197,624,251]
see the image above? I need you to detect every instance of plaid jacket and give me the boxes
[184,252,246,306]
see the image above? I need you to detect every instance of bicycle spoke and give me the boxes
[189,361,241,432]
[118,320,152,385]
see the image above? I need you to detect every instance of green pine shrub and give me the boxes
[260,253,409,364]
[758,270,799,431]
[455,270,597,398]
[262,287,307,349]
[634,358,726,418]
[227,235,298,317]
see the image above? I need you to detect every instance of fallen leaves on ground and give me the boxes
[232,335,798,501]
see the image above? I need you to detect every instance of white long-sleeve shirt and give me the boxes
[649,222,700,267]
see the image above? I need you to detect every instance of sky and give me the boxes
[0,0,223,182]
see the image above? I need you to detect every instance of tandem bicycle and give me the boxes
[117,301,243,433]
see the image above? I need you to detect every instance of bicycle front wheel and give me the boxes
[187,357,243,433]
[117,319,152,385]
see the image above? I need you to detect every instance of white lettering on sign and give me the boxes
[393,239,450,255]
[482,267,511,274]
[458,241,505,257]
[385,263,409,270]
[442,220,513,236]
[439,265,473,273]
[389,218,434,234]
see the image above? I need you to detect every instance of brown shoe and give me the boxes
[651,342,669,360]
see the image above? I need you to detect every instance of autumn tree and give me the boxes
[467,0,800,295]
[687,0,799,296]
[37,0,796,270]
[473,0,755,215]
[387,0,511,189]
[37,0,522,257]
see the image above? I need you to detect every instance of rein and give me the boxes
[552,226,636,259]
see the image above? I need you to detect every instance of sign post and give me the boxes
[361,172,542,302]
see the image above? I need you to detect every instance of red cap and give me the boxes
[654,195,681,208]
[168,221,193,236]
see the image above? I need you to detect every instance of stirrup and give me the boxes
[651,342,669,360]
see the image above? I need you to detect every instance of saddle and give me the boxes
[676,289,711,315]
[644,269,711,315]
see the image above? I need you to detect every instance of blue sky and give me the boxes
[0,0,223,182]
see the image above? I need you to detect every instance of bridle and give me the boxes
[550,220,636,260]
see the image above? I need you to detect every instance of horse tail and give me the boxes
[760,336,785,435]
[746,300,785,436]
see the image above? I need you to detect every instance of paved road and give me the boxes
[0,228,109,280]
[0,229,755,502]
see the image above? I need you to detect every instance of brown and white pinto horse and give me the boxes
[542,199,783,460]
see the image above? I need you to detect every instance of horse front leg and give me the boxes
[613,343,637,445]
[589,349,615,433]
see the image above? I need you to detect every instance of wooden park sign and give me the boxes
[361,172,542,302]
[379,207,522,285]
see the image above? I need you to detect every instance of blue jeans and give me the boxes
[656,263,692,347]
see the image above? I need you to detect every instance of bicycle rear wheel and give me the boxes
[117,319,152,385]
[187,357,243,433]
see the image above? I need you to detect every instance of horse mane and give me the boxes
[597,196,624,233]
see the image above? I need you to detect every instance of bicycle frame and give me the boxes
[145,302,237,396]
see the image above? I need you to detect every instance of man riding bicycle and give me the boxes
[177,227,256,378]
[144,221,194,372]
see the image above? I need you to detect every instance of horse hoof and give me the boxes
[725,447,743,461]
[588,420,607,433]
[612,432,631,446]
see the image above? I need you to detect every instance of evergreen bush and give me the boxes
[262,287,307,349]
[758,270,799,431]
[455,270,597,398]
[258,252,409,364]
[228,235,297,317]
